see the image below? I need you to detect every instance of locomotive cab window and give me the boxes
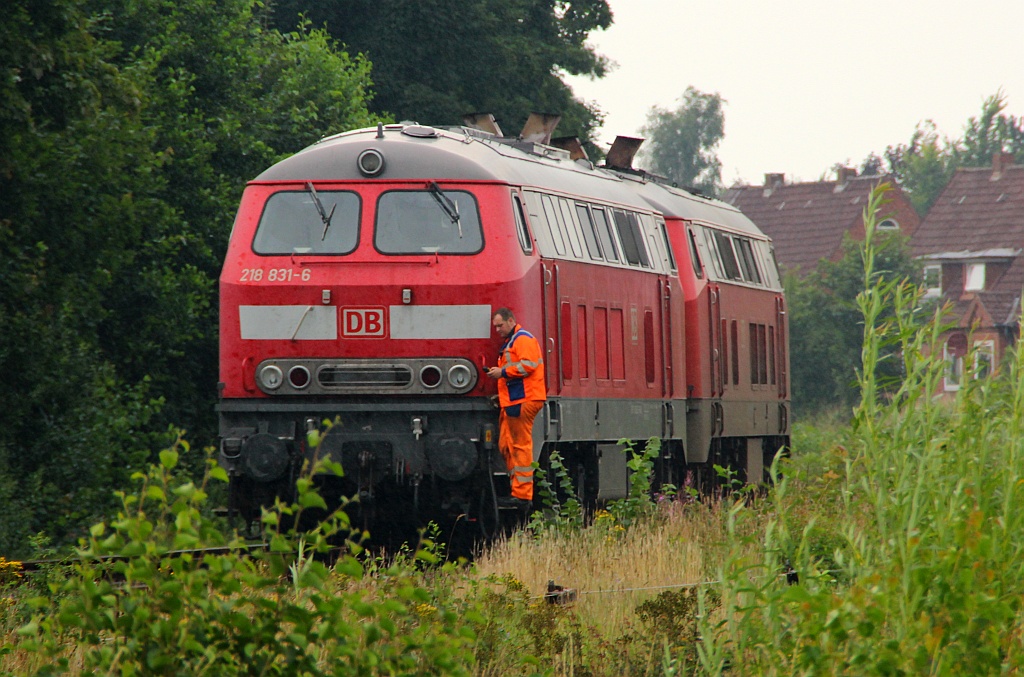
[375,189,483,254]
[253,189,361,255]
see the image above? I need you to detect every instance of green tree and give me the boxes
[868,91,1023,216]
[954,89,1024,167]
[267,0,611,150]
[881,121,957,216]
[638,87,725,196]
[0,0,378,555]
[786,227,919,417]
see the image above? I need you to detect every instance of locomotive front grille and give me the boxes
[318,365,413,388]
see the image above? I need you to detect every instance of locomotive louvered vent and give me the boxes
[318,364,413,388]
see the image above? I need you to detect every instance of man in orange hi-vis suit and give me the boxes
[486,307,546,508]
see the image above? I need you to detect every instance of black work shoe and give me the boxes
[497,496,532,510]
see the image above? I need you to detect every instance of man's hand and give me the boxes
[486,366,502,379]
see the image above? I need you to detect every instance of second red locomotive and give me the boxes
[217,114,789,533]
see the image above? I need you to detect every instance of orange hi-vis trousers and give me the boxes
[498,400,544,501]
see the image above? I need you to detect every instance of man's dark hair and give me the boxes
[494,307,515,322]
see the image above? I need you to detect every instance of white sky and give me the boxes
[563,0,1024,186]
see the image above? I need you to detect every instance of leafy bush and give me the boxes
[9,436,478,675]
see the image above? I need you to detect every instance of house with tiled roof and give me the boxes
[910,152,1024,391]
[724,168,920,275]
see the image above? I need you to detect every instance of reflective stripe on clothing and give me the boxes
[496,325,546,408]
[498,399,544,501]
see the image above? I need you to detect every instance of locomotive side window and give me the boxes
[592,208,620,262]
[712,231,742,281]
[657,219,677,272]
[734,237,762,284]
[687,228,704,279]
[540,194,567,256]
[253,190,361,255]
[613,210,650,268]
[512,193,533,254]
[375,190,482,254]
[575,204,604,260]
[639,214,666,272]
[557,198,584,259]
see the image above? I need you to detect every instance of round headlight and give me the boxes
[448,364,472,389]
[357,149,385,177]
[258,364,283,390]
[288,365,310,389]
[420,365,442,388]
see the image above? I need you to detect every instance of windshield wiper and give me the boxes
[306,181,337,241]
[427,181,463,238]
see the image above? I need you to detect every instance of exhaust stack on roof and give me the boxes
[605,136,643,170]
[519,113,561,144]
[550,136,589,162]
[462,113,503,137]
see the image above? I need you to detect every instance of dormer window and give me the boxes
[877,218,898,231]
[964,263,985,291]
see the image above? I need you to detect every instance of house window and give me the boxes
[974,340,995,379]
[964,263,985,291]
[877,218,899,231]
[943,332,967,391]
[922,264,941,298]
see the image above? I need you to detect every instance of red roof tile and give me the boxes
[725,174,917,274]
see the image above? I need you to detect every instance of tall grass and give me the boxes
[711,183,1024,674]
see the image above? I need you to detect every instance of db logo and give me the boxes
[342,307,386,337]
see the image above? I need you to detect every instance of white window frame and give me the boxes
[943,341,964,391]
[964,263,985,292]
[922,264,941,299]
[973,340,995,380]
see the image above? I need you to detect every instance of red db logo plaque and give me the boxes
[341,307,386,337]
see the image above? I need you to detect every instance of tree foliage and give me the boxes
[638,86,725,196]
[0,0,379,555]
[266,0,612,149]
[786,226,919,417]
[866,91,1024,215]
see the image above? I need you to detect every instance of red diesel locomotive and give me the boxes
[217,114,789,531]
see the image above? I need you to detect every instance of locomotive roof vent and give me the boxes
[462,112,503,137]
[519,112,561,145]
[401,124,439,138]
[604,135,644,171]
[550,136,589,162]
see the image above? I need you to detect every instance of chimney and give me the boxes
[992,151,1016,180]
[462,113,503,137]
[763,173,784,197]
[605,135,644,170]
[834,166,857,192]
[519,112,561,145]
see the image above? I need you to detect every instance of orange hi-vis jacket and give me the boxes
[496,324,546,408]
